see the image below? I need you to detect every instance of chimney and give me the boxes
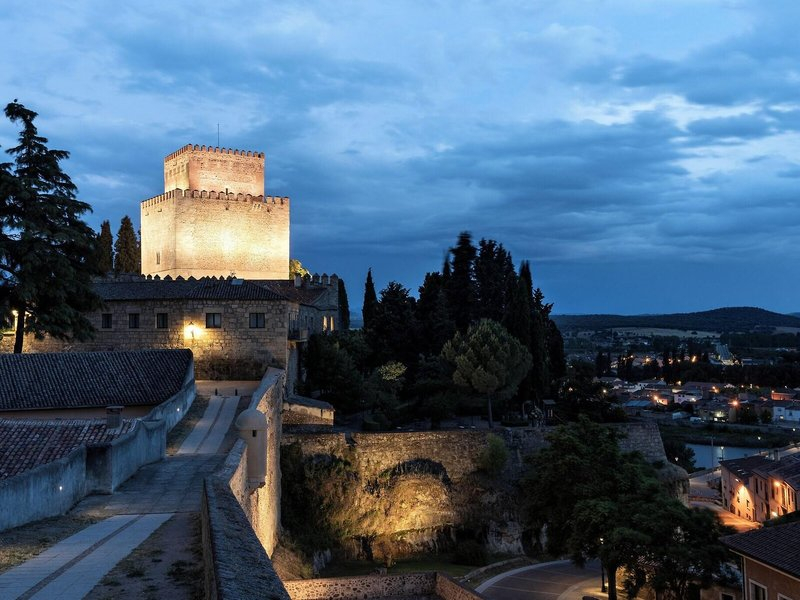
[106,406,123,429]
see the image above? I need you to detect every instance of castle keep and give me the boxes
[141,145,290,280]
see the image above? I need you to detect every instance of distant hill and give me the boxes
[552,307,800,333]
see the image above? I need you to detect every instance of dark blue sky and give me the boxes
[2,1,799,315]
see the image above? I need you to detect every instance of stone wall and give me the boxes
[163,145,266,197]
[85,419,166,494]
[2,298,291,378]
[0,446,87,531]
[283,573,484,600]
[282,431,488,482]
[141,190,289,281]
[201,368,290,599]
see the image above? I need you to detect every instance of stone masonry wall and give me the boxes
[1,298,291,378]
[282,431,488,483]
[283,572,484,600]
[141,191,289,280]
[164,145,265,197]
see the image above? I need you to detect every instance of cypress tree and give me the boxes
[446,231,477,332]
[337,278,350,330]
[475,238,515,322]
[114,215,139,274]
[417,271,455,355]
[362,268,378,330]
[0,100,102,353]
[96,220,113,274]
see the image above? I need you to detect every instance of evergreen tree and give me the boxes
[0,100,101,353]
[445,231,477,332]
[416,271,455,355]
[474,238,515,322]
[362,268,378,330]
[114,215,139,274]
[370,281,418,367]
[337,278,350,330]
[95,220,113,274]
[441,319,532,427]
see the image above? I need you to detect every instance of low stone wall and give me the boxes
[86,419,166,493]
[201,474,290,600]
[201,368,290,599]
[145,362,196,431]
[0,446,87,531]
[283,572,484,600]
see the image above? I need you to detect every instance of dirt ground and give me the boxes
[0,514,100,574]
[85,512,204,600]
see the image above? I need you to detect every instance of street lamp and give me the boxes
[599,538,606,593]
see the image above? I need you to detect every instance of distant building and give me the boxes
[720,454,800,523]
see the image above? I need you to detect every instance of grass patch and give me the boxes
[0,514,99,573]
[167,395,210,454]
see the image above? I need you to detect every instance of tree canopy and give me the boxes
[0,100,101,352]
[441,319,532,426]
[524,417,731,600]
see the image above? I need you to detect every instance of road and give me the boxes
[478,560,606,600]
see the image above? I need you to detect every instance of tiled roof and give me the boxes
[0,349,192,411]
[257,280,329,305]
[723,522,800,579]
[0,418,136,479]
[94,277,284,302]
[720,455,772,481]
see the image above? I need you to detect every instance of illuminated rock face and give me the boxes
[141,145,290,280]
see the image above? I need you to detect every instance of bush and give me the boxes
[454,540,488,566]
[478,433,508,478]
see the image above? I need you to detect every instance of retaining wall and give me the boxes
[0,446,87,531]
[145,362,196,431]
[283,572,483,600]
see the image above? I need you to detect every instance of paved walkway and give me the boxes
[0,392,242,599]
[478,560,609,600]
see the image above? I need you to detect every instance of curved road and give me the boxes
[478,559,604,600]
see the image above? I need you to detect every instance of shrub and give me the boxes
[478,433,508,478]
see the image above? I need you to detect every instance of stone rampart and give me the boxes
[282,431,488,482]
[201,368,290,599]
[0,446,86,531]
[283,572,484,600]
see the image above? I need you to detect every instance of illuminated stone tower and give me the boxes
[140,144,290,280]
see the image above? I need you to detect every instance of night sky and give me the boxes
[1,1,799,315]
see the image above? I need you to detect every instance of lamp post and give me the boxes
[599,538,606,593]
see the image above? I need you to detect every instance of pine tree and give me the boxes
[337,278,350,330]
[362,268,378,330]
[445,231,477,332]
[96,220,113,274]
[0,100,101,352]
[114,215,139,274]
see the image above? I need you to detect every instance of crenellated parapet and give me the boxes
[142,189,289,210]
[164,144,265,161]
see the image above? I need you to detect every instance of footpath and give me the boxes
[0,382,254,600]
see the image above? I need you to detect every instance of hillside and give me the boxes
[552,307,800,333]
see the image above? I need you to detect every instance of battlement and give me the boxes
[141,189,289,210]
[164,144,266,196]
[164,144,265,161]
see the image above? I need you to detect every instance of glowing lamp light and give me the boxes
[184,321,200,340]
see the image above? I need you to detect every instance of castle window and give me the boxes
[101,313,113,329]
[128,313,140,329]
[249,313,266,328]
[156,313,168,329]
[156,251,161,265]
[206,313,222,329]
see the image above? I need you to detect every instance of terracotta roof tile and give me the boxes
[0,418,136,479]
